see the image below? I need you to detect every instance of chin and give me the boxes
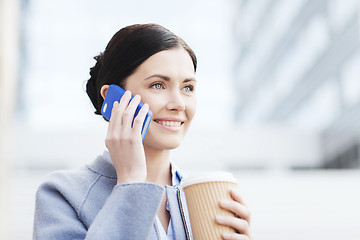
[144,134,184,150]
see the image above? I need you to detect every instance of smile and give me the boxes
[154,120,183,127]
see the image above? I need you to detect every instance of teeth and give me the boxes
[156,120,182,127]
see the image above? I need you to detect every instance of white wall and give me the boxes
[0,0,20,238]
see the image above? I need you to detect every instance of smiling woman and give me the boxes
[33,23,252,240]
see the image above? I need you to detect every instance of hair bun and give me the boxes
[86,53,103,115]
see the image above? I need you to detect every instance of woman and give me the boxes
[33,24,251,240]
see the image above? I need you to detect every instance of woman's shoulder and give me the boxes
[40,152,116,186]
[35,153,117,209]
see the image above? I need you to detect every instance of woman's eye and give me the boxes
[183,85,194,92]
[151,83,163,90]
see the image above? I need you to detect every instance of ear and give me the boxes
[100,85,110,100]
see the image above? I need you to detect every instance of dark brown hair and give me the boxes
[86,23,197,115]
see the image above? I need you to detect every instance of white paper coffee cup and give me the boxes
[182,172,238,240]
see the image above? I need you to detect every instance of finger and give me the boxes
[122,95,141,130]
[230,189,248,207]
[111,91,132,134]
[132,103,149,133]
[215,215,250,236]
[221,232,250,240]
[117,90,132,118]
[108,90,131,126]
[219,200,251,222]
[106,101,119,136]
[108,100,119,122]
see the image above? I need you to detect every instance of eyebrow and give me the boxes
[144,74,196,83]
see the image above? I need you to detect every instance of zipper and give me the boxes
[177,187,191,240]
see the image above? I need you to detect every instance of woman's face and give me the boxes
[124,47,196,150]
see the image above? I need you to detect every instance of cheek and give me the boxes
[186,98,196,121]
[140,95,160,113]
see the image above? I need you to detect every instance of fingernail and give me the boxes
[215,215,224,223]
[219,200,228,206]
[222,232,231,239]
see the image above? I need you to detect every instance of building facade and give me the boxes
[233,0,360,168]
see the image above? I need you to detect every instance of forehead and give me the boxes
[133,47,195,80]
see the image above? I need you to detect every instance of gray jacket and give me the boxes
[33,152,193,240]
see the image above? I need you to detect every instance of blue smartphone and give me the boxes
[101,84,152,141]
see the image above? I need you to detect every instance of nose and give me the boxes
[166,89,186,111]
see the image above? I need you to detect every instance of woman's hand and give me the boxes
[105,90,150,185]
[215,189,252,240]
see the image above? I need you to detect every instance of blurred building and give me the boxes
[13,0,360,172]
[233,0,360,169]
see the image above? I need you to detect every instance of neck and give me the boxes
[144,146,172,187]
